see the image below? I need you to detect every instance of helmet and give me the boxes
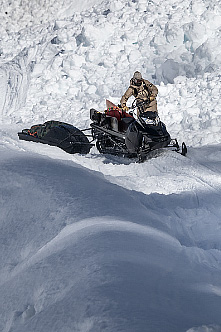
[132,71,143,86]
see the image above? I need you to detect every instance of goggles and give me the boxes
[133,78,143,86]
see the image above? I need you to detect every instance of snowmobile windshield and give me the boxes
[140,114,160,126]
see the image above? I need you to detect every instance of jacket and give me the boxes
[120,79,158,111]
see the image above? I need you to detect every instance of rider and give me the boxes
[120,71,158,114]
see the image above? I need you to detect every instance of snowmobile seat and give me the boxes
[105,107,122,121]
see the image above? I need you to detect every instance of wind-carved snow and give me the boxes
[0,52,30,122]
[0,145,221,331]
[0,0,221,331]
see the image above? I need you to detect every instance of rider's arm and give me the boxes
[144,79,158,98]
[120,87,133,107]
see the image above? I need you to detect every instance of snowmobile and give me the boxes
[18,100,187,161]
[90,99,187,161]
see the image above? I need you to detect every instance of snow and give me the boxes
[0,0,221,331]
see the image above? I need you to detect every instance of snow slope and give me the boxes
[0,0,221,331]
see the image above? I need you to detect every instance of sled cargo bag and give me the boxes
[18,120,92,154]
[105,107,122,121]
[24,120,63,138]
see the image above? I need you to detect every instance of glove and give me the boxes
[122,105,129,112]
[149,96,155,102]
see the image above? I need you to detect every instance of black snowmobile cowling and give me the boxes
[18,120,92,154]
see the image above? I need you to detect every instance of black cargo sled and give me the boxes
[18,120,92,154]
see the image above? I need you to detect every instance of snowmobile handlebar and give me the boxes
[131,98,150,110]
[124,98,151,116]
[119,98,150,111]
[118,98,151,117]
